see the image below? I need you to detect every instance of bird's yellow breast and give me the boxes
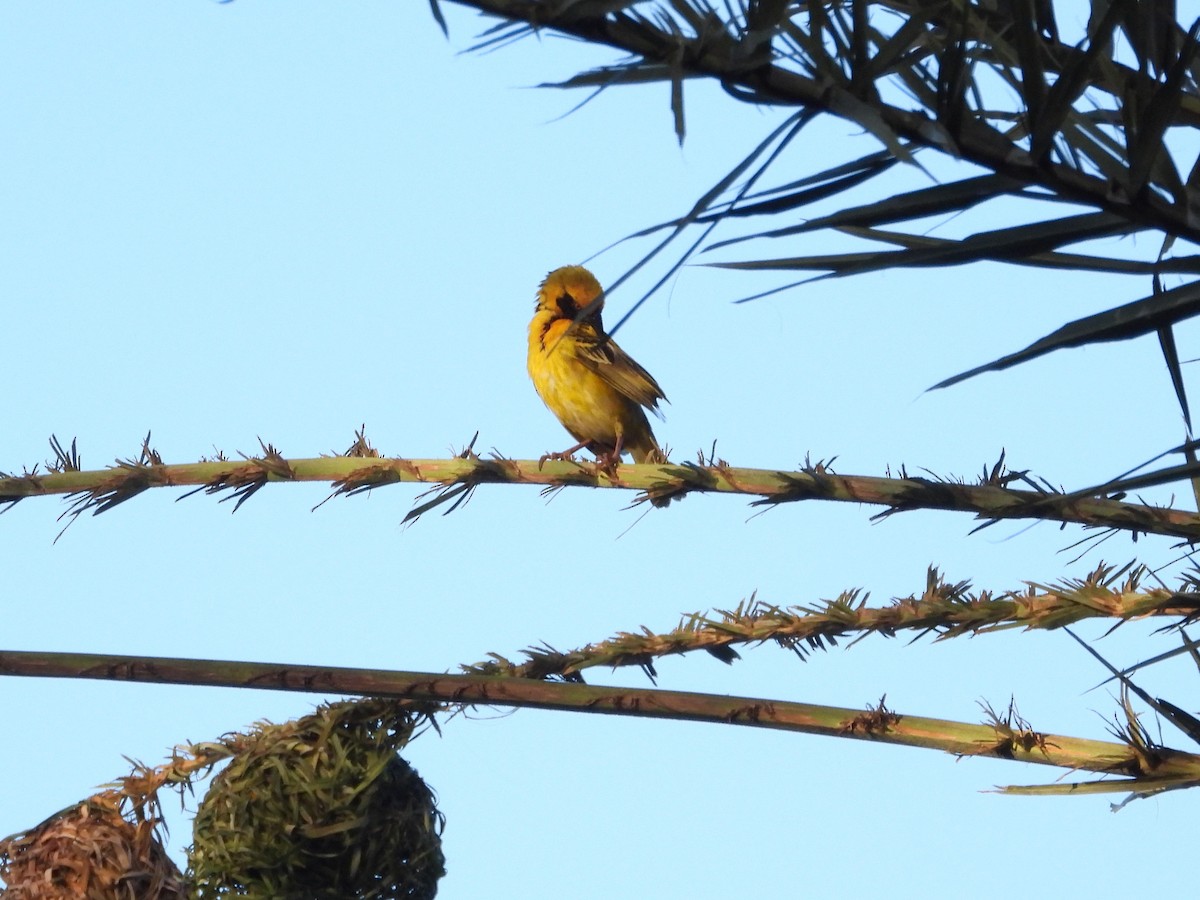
[527,312,643,448]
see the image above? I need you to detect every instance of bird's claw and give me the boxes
[538,449,578,471]
[593,450,622,479]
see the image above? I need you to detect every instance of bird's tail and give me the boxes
[627,435,672,508]
[628,435,664,465]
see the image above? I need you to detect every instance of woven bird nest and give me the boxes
[187,699,444,899]
[0,793,183,899]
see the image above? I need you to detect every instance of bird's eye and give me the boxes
[556,292,578,317]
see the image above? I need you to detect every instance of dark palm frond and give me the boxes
[1066,627,1200,747]
[601,110,815,336]
[932,277,1200,390]
[706,173,1029,249]
[1157,318,1191,430]
[1090,629,1200,692]
[715,226,1200,278]
[712,211,1142,280]
[619,147,904,243]
[429,0,449,37]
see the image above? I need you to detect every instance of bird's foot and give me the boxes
[538,450,571,469]
[538,442,589,471]
[593,448,624,479]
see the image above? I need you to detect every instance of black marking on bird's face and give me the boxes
[555,291,579,318]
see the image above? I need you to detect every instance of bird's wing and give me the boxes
[574,328,667,414]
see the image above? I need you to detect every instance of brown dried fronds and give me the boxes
[978,448,1055,492]
[455,431,481,460]
[401,480,479,524]
[123,432,163,468]
[687,443,752,499]
[54,433,170,539]
[463,563,1200,682]
[978,699,1054,759]
[321,442,420,507]
[59,468,150,524]
[322,462,418,506]
[462,610,747,682]
[633,459,716,507]
[0,468,37,512]
[341,425,380,459]
[1104,688,1170,777]
[401,435,522,524]
[800,453,838,476]
[178,438,294,512]
[694,441,724,468]
[1026,561,1149,626]
[110,744,234,819]
[841,696,902,736]
[987,679,1200,800]
[0,792,184,900]
[980,450,1009,487]
[46,435,81,473]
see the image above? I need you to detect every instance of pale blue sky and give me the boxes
[3,3,1198,897]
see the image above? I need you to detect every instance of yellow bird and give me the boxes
[528,265,667,466]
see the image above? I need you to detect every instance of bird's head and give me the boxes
[536,265,604,322]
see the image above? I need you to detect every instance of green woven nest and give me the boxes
[188,700,445,900]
